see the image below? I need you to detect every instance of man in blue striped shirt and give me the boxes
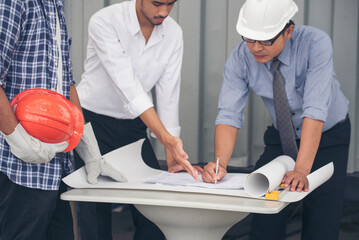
[202,0,350,239]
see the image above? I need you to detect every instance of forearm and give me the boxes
[0,2,22,134]
[139,107,170,144]
[0,88,18,134]
[214,124,238,168]
[295,117,324,174]
[140,107,196,177]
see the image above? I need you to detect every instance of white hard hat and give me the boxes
[236,0,298,41]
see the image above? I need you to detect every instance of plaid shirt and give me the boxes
[0,0,75,190]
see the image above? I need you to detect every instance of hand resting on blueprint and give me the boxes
[75,123,127,184]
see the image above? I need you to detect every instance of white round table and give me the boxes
[61,188,287,240]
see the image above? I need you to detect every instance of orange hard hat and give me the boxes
[10,88,84,152]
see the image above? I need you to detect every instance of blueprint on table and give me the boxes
[144,172,246,190]
[62,139,334,202]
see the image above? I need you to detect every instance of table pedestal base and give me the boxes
[135,205,249,240]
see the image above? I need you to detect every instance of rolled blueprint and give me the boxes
[244,155,295,197]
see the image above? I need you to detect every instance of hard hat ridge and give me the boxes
[236,0,298,41]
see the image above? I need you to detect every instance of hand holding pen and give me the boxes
[201,156,227,183]
[215,156,219,184]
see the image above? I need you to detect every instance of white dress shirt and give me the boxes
[77,0,183,137]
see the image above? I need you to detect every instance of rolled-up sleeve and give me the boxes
[216,46,249,129]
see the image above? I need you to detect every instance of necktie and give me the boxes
[272,60,298,160]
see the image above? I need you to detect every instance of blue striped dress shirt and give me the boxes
[216,25,349,139]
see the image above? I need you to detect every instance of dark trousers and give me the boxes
[0,171,74,240]
[74,108,165,240]
[249,116,351,240]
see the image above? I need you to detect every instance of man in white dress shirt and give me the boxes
[74,0,199,239]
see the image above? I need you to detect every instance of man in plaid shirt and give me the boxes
[0,1,126,239]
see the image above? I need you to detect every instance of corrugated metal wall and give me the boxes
[64,0,359,172]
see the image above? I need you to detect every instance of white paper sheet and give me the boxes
[144,172,246,190]
[62,139,334,202]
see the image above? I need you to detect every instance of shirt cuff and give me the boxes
[215,109,243,129]
[125,92,154,117]
[150,126,181,139]
[301,106,328,122]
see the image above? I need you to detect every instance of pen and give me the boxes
[215,156,219,184]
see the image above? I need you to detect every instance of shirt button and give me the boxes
[55,61,58,66]
[53,37,57,41]
[51,88,55,92]
[50,12,55,16]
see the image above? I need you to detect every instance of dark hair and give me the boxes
[285,20,295,29]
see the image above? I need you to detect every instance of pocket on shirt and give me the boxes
[137,61,167,92]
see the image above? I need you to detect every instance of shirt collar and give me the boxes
[128,0,141,36]
[265,39,292,70]
[277,39,291,66]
